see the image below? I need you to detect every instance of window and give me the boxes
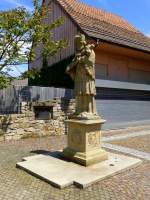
[129,69,150,84]
[95,64,108,79]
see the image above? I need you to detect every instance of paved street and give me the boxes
[0,127,150,200]
[96,100,150,129]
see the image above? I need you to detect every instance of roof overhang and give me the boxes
[43,0,150,56]
[94,41,150,61]
[85,29,150,55]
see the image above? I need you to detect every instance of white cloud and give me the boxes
[5,0,33,11]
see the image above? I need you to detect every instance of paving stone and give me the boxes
[102,130,150,142]
[108,134,150,154]
[0,134,150,200]
[103,143,150,161]
[16,152,141,188]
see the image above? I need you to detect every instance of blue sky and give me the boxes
[1,0,149,35]
[1,0,150,76]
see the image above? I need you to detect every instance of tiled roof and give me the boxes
[57,0,150,53]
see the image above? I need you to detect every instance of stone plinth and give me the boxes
[63,119,108,166]
[16,153,142,189]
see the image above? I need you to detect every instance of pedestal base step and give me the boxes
[16,152,142,189]
[63,148,108,166]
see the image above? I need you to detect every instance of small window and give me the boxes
[129,69,150,84]
[95,64,108,79]
[34,106,53,120]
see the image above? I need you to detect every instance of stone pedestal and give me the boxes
[63,119,108,166]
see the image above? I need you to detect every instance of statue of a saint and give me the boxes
[66,34,99,119]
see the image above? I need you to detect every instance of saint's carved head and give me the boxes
[75,33,86,51]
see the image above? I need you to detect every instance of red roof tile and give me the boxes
[57,0,150,53]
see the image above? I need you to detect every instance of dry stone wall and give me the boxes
[0,98,75,141]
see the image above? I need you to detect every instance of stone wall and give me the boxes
[0,98,75,141]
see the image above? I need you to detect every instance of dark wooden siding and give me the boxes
[48,0,77,65]
[29,0,78,70]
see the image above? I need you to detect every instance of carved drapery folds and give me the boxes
[66,34,99,120]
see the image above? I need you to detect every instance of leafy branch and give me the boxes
[0,0,67,88]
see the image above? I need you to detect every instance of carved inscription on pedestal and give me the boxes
[70,128,82,148]
[88,132,100,147]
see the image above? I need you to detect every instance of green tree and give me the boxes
[0,0,67,89]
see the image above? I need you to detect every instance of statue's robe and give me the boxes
[66,40,97,117]
[74,48,96,96]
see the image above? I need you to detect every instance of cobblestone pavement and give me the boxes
[103,143,150,161]
[103,128,150,160]
[109,135,150,154]
[0,133,150,200]
[102,124,150,137]
[102,130,150,142]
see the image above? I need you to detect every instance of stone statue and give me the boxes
[66,34,99,119]
[63,34,108,166]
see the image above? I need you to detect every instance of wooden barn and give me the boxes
[29,0,150,100]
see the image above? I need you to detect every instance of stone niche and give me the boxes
[34,106,53,120]
[0,98,75,141]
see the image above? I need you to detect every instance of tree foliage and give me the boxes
[0,0,67,89]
